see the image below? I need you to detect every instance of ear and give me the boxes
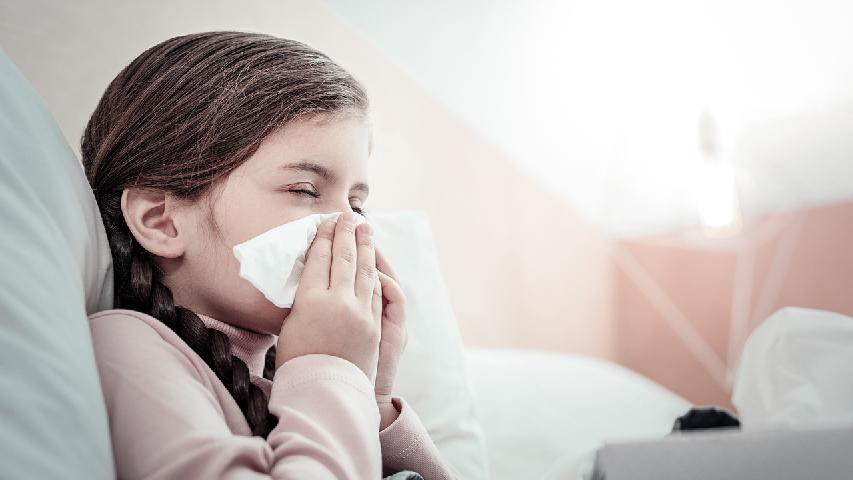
[121,188,186,259]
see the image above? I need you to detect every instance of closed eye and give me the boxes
[288,189,366,216]
[289,189,319,198]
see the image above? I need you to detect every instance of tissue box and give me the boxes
[591,425,853,479]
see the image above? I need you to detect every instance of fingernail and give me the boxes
[342,212,356,224]
[362,222,373,235]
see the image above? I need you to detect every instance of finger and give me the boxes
[372,274,383,321]
[377,271,406,331]
[377,270,405,305]
[375,247,399,283]
[330,212,358,290]
[299,219,336,289]
[354,222,377,301]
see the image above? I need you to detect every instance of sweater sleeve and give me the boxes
[90,313,382,479]
[379,396,461,480]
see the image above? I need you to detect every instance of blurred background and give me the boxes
[2,0,852,410]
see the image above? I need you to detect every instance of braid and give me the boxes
[264,345,278,380]
[100,193,279,438]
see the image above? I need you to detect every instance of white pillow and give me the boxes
[465,348,691,480]
[371,212,490,480]
[0,49,114,478]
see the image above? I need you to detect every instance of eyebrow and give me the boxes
[281,161,369,194]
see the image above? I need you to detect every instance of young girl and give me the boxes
[82,31,459,480]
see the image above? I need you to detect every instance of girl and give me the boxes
[82,31,459,479]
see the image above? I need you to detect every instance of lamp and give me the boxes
[694,110,742,236]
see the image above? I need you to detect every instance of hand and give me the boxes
[274,213,381,380]
[373,247,408,405]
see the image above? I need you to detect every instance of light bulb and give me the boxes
[694,162,742,235]
[694,110,742,236]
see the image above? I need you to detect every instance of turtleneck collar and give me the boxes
[195,313,276,377]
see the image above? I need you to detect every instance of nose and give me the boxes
[327,199,356,215]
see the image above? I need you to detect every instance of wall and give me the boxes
[613,201,853,408]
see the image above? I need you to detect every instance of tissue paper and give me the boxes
[233,211,366,308]
[731,307,853,431]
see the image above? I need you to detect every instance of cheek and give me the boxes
[213,193,270,246]
[216,190,309,246]
[196,235,291,334]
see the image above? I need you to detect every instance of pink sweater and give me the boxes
[88,309,460,479]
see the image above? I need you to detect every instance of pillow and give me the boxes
[371,212,490,480]
[0,49,114,478]
[465,348,691,480]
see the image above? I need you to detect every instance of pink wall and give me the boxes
[613,201,853,409]
[362,50,615,357]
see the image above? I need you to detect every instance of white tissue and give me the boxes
[732,307,853,431]
[232,212,366,308]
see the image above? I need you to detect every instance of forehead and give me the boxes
[243,113,371,179]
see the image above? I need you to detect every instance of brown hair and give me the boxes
[81,31,369,438]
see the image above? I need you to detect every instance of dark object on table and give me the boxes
[672,407,741,432]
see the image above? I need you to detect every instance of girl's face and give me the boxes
[166,113,371,334]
